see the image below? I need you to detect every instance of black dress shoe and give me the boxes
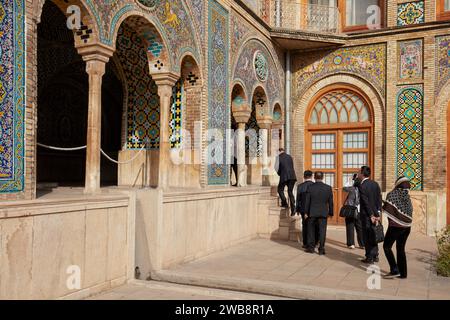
[361,258,375,264]
[305,248,315,254]
[318,250,325,255]
[302,244,307,249]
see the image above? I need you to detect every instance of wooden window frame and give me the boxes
[437,0,450,21]
[339,0,385,32]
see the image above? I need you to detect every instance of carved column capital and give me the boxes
[258,115,273,130]
[232,103,252,124]
[153,72,180,97]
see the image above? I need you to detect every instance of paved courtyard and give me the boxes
[151,228,450,300]
[90,281,288,300]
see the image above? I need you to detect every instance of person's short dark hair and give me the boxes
[352,173,358,181]
[314,171,324,181]
[279,148,285,152]
[360,166,371,178]
[304,170,313,179]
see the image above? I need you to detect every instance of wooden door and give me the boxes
[306,129,371,225]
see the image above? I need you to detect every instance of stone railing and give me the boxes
[249,0,341,34]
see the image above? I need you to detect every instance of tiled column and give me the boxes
[232,104,251,187]
[82,54,110,194]
[153,73,179,190]
[259,116,273,187]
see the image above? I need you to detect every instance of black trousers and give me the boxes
[360,214,379,260]
[277,179,296,213]
[383,226,411,277]
[307,217,327,251]
[345,216,364,247]
[302,215,319,246]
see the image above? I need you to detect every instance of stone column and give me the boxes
[232,103,251,187]
[153,73,179,190]
[82,54,110,194]
[259,116,273,187]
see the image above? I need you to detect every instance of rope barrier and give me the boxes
[37,143,86,151]
[37,142,146,165]
[100,145,146,165]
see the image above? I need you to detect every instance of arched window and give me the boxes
[305,87,373,226]
[309,90,371,125]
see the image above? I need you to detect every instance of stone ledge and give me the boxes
[163,186,272,203]
[150,270,414,300]
[0,195,130,218]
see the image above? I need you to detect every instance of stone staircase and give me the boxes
[257,187,301,241]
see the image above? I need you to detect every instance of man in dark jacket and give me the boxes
[275,148,297,215]
[304,171,334,255]
[358,166,383,264]
[296,170,318,248]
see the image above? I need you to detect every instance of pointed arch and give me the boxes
[110,11,173,73]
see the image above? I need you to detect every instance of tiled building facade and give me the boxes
[0,0,449,227]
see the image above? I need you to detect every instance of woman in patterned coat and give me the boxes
[382,176,413,279]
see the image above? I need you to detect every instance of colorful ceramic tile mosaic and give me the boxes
[294,44,386,98]
[208,0,229,185]
[246,104,262,158]
[233,39,283,111]
[189,0,205,41]
[0,0,25,193]
[105,0,200,72]
[399,39,423,80]
[170,79,183,148]
[397,1,425,26]
[231,13,251,61]
[436,35,450,96]
[396,85,423,190]
[115,22,160,149]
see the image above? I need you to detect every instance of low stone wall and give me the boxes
[0,194,134,299]
[135,186,275,276]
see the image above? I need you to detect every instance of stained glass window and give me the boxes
[309,90,370,125]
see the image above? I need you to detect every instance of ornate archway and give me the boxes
[305,85,374,224]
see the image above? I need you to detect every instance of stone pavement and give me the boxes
[150,228,450,300]
[89,280,290,300]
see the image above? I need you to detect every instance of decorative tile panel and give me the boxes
[207,0,229,185]
[399,39,423,80]
[436,35,450,96]
[397,1,425,26]
[294,44,386,98]
[396,85,424,191]
[0,0,25,193]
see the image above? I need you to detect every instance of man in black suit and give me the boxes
[296,170,318,248]
[275,148,297,215]
[358,166,383,264]
[304,171,334,255]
